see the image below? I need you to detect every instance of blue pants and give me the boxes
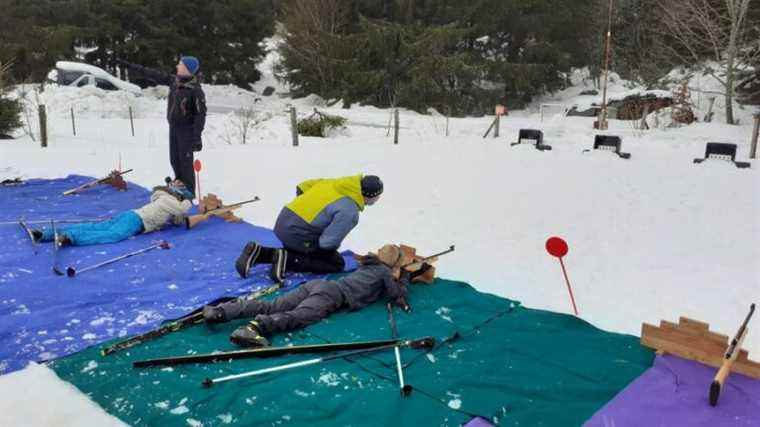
[41,211,144,246]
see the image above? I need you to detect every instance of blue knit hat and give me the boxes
[180,56,200,75]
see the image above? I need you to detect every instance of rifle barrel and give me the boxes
[206,196,260,215]
[402,245,455,268]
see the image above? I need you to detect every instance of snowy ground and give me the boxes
[1,40,759,425]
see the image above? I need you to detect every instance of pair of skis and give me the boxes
[101,282,283,356]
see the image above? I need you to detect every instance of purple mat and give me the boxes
[585,355,760,427]
[464,417,494,427]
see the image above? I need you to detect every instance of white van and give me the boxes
[47,61,142,95]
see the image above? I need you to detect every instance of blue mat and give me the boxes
[0,176,356,374]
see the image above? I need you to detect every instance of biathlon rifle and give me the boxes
[401,245,455,271]
[709,303,755,406]
[185,196,260,229]
[62,169,133,195]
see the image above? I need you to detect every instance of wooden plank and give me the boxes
[679,317,709,332]
[641,323,760,379]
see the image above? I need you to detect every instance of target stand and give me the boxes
[693,143,751,169]
[510,129,552,151]
[583,135,631,159]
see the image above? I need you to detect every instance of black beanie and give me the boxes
[361,175,383,198]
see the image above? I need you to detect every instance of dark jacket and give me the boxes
[121,62,207,147]
[334,256,408,311]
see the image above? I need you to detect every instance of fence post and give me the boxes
[290,106,299,147]
[38,105,48,148]
[750,113,759,159]
[445,114,449,137]
[393,109,399,145]
[494,113,500,138]
[70,107,76,136]
[128,106,135,137]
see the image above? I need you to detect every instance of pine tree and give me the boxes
[0,60,23,139]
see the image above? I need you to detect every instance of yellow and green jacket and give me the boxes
[274,175,365,252]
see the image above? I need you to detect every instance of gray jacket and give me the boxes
[133,190,192,233]
[274,197,359,253]
[334,257,408,310]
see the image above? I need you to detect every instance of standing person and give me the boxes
[235,175,383,282]
[205,244,431,347]
[31,180,193,247]
[116,56,207,195]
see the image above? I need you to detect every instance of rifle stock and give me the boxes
[185,196,260,229]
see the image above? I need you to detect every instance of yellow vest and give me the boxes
[287,175,365,223]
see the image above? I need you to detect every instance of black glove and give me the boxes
[394,297,412,313]
[192,140,202,152]
[408,262,433,280]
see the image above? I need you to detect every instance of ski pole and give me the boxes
[388,302,412,396]
[66,240,171,277]
[202,337,435,387]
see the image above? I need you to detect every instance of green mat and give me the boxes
[50,279,654,426]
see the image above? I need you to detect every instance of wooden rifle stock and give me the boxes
[185,196,260,229]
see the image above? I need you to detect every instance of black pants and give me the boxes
[169,127,195,194]
[285,248,345,274]
[219,280,345,334]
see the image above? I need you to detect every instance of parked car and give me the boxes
[46,61,142,95]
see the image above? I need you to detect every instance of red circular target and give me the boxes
[546,236,568,258]
[193,159,202,172]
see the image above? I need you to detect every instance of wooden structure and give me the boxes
[641,316,760,379]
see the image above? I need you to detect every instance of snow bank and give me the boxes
[0,363,125,426]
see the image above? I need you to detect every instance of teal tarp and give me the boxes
[51,279,653,426]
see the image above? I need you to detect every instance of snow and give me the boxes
[0,363,125,426]
[54,61,142,95]
[1,36,759,425]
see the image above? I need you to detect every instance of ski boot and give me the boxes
[269,248,287,283]
[202,305,228,324]
[230,321,270,348]
[55,234,71,247]
[235,241,261,279]
[31,229,43,243]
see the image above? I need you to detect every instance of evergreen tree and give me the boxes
[0,60,23,138]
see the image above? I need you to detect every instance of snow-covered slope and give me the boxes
[1,38,758,426]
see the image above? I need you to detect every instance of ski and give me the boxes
[1,216,112,226]
[102,282,282,356]
[52,221,65,276]
[18,220,39,253]
[66,240,171,278]
[134,338,415,368]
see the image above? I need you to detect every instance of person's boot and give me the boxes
[269,248,288,283]
[235,241,261,279]
[230,321,270,348]
[31,229,43,243]
[56,234,71,247]
[202,305,228,324]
